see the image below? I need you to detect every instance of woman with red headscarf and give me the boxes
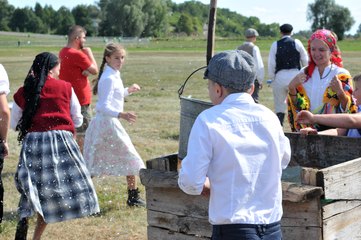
[287,29,357,132]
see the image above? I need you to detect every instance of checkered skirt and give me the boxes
[15,130,100,223]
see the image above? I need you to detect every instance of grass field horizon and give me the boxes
[1,32,361,239]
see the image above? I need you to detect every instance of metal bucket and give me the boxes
[178,66,213,160]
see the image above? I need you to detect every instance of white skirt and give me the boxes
[83,113,145,176]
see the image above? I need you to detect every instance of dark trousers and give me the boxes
[211,221,282,240]
[0,157,3,223]
[252,80,260,103]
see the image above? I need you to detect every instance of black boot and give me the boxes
[127,188,146,207]
[276,112,285,126]
[14,218,28,240]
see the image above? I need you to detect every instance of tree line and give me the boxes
[0,0,357,40]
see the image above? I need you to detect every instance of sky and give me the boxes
[8,0,361,34]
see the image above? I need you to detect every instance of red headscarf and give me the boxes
[306,29,343,78]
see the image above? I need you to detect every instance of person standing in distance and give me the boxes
[268,23,308,125]
[237,28,264,103]
[59,25,98,147]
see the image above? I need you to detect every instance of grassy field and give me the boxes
[1,32,361,239]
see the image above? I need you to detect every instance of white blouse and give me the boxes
[95,65,129,117]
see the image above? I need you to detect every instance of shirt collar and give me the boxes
[222,92,254,104]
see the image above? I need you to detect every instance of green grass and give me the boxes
[1,32,361,239]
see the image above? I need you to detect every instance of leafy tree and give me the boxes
[72,5,100,36]
[307,0,354,40]
[98,0,167,37]
[176,13,194,35]
[0,0,14,31]
[54,6,75,35]
[35,3,57,33]
[9,8,47,33]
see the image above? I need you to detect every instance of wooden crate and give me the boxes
[140,133,361,239]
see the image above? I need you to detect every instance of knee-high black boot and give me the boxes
[276,112,285,126]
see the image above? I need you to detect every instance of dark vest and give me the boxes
[275,37,301,73]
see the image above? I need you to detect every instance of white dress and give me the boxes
[83,65,145,176]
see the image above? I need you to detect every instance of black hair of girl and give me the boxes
[16,52,59,142]
[92,43,125,95]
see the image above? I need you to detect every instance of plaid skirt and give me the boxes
[15,130,100,223]
[83,114,145,176]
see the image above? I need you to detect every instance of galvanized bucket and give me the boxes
[177,66,213,160]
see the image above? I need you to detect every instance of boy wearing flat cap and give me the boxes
[268,23,308,126]
[178,50,291,240]
[237,28,264,103]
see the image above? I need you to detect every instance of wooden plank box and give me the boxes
[140,133,361,239]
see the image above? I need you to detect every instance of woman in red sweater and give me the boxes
[10,52,99,240]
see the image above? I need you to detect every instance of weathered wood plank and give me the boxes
[301,167,319,186]
[282,199,322,227]
[282,182,323,202]
[148,226,210,240]
[140,169,323,203]
[282,227,322,240]
[145,187,209,218]
[146,153,178,171]
[140,169,179,188]
[285,132,361,168]
[147,210,211,238]
[317,157,361,199]
[322,200,361,240]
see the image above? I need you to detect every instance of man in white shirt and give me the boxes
[237,28,264,103]
[268,23,308,126]
[178,50,291,240]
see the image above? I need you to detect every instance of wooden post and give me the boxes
[206,0,217,65]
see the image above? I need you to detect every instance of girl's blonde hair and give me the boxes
[92,42,126,95]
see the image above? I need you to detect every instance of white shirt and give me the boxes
[10,88,83,129]
[0,64,10,95]
[238,42,264,83]
[178,93,291,225]
[302,64,349,112]
[95,65,129,117]
[268,35,308,80]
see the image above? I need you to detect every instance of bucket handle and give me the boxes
[177,66,207,98]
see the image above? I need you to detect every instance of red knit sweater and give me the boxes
[14,76,75,134]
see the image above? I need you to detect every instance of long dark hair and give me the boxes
[16,52,59,142]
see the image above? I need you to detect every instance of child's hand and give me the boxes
[119,111,137,123]
[299,127,318,135]
[128,84,141,93]
[296,110,315,124]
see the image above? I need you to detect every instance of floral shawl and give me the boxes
[287,73,357,132]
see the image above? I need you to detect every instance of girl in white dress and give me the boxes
[83,43,145,207]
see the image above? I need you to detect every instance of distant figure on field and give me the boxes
[237,28,264,103]
[268,23,308,125]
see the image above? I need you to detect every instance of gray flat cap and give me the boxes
[245,28,259,37]
[204,50,256,91]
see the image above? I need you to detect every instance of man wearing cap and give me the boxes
[268,23,308,126]
[178,50,291,240]
[237,28,264,103]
